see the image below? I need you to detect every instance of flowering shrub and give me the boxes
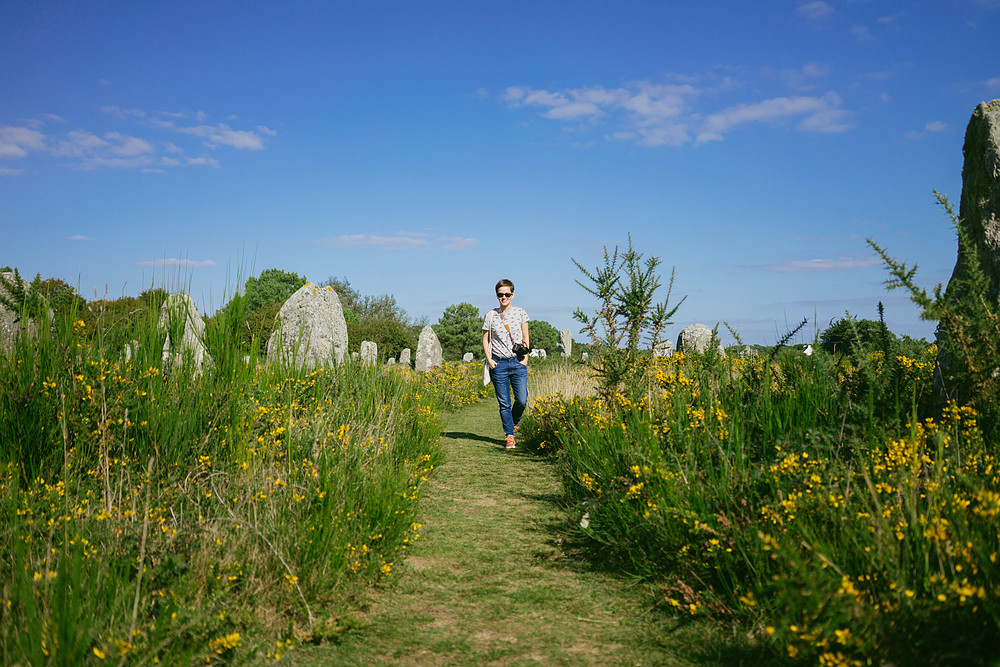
[519,345,1000,664]
[0,312,448,664]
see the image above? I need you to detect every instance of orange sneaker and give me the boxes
[505,435,516,450]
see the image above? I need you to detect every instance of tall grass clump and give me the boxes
[519,233,1000,665]
[0,286,447,664]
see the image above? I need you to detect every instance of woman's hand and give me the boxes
[488,358,498,369]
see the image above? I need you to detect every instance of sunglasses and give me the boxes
[496,292,513,298]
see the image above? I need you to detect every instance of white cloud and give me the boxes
[797,1,834,21]
[13,108,275,170]
[137,258,217,268]
[177,123,269,150]
[0,126,45,158]
[781,63,829,90]
[101,106,146,120]
[369,234,430,250]
[698,92,850,141]
[0,166,24,175]
[316,232,477,251]
[852,25,876,42]
[905,121,949,140]
[769,257,881,272]
[877,13,904,25]
[53,130,109,157]
[319,234,367,248]
[187,156,220,168]
[104,132,154,157]
[439,236,479,250]
[69,235,92,241]
[504,74,854,147]
[984,76,1000,88]
[797,108,855,133]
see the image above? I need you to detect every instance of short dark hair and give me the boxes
[495,279,514,293]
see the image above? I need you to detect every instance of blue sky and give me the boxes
[3,0,998,346]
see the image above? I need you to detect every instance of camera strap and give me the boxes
[499,310,519,348]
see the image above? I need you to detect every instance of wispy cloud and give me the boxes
[851,25,876,43]
[439,236,479,250]
[315,232,478,251]
[797,1,834,21]
[176,123,272,150]
[781,63,829,91]
[699,92,852,142]
[0,126,45,158]
[69,235,92,241]
[503,72,854,146]
[769,257,881,272]
[0,108,275,171]
[904,120,949,140]
[137,258,217,268]
[0,166,25,176]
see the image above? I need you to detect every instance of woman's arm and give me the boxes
[483,329,496,368]
[520,321,530,366]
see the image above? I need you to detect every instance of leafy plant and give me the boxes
[572,234,685,402]
[868,190,1000,438]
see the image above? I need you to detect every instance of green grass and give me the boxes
[291,400,766,666]
[0,301,475,665]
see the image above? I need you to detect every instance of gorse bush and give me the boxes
[0,291,466,664]
[572,234,685,403]
[869,191,1000,440]
[519,232,999,666]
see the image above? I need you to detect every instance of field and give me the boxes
[2,231,1000,665]
[0,302,489,664]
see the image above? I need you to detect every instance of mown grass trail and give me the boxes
[290,400,737,666]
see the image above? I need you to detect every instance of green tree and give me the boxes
[323,276,408,323]
[28,276,87,323]
[820,313,895,357]
[347,316,416,361]
[243,268,307,316]
[530,320,560,355]
[434,302,483,361]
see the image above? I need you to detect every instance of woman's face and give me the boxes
[496,286,513,305]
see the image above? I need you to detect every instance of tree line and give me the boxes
[0,266,573,363]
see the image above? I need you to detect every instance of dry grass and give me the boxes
[529,362,598,401]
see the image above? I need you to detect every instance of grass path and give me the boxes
[290,401,714,666]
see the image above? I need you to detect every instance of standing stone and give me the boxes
[558,329,573,358]
[652,339,674,358]
[462,352,475,362]
[360,340,377,366]
[537,348,547,359]
[399,348,411,367]
[581,351,589,362]
[415,326,443,372]
[676,323,724,355]
[0,271,52,353]
[267,283,348,368]
[159,293,212,374]
[936,99,1000,402]
[387,357,396,365]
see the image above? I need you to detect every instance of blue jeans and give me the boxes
[490,356,528,437]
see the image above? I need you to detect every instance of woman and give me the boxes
[482,279,530,450]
